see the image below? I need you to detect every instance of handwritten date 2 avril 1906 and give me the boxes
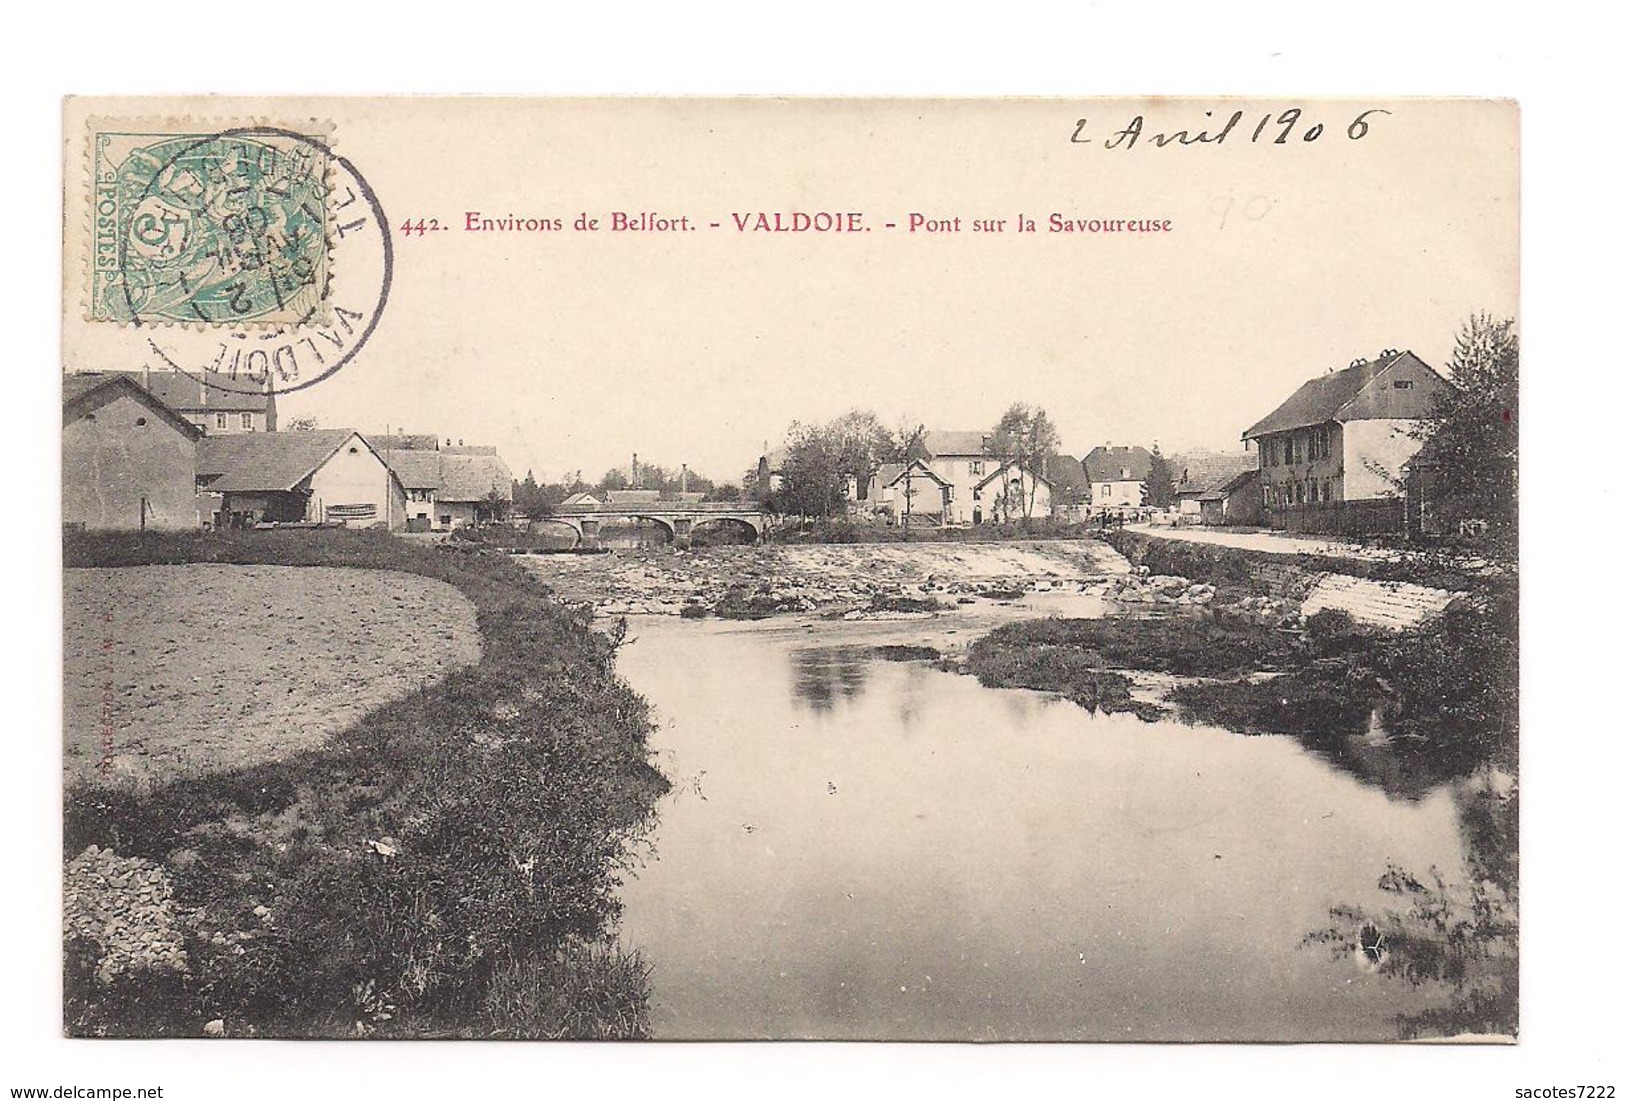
[1069,107,1391,149]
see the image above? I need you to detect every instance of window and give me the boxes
[241,412,253,429]
[1283,437,1294,465]
[969,460,983,476]
[215,412,227,429]
[1101,485,1112,498]
[134,416,147,427]
[1393,379,1414,390]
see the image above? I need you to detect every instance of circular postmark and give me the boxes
[91,124,392,397]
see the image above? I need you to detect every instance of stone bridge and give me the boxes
[548,501,768,544]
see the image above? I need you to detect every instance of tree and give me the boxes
[827,410,896,505]
[513,470,549,517]
[1421,314,1518,551]
[1145,443,1175,508]
[1046,454,1090,512]
[479,489,510,524]
[773,412,900,523]
[776,421,847,520]
[894,421,929,536]
[990,403,1061,523]
[286,416,319,431]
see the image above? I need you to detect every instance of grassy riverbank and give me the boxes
[963,616,1297,719]
[63,529,669,1038]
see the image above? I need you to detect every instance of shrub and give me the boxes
[1302,608,1364,658]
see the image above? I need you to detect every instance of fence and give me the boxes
[1266,497,1404,537]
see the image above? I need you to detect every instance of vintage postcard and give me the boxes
[60,96,1518,1042]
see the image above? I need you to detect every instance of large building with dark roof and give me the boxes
[1241,349,1452,518]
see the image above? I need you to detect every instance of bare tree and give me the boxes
[894,421,928,538]
[990,403,1061,525]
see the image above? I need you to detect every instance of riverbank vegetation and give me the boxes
[63,529,668,1038]
[976,536,1518,1037]
[964,615,1297,719]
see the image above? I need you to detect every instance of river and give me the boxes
[611,597,1468,1041]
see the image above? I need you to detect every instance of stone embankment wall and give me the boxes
[1107,531,1462,631]
[1299,574,1461,631]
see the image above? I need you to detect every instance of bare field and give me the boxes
[63,565,482,788]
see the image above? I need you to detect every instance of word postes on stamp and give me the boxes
[91,125,332,326]
[79,119,392,397]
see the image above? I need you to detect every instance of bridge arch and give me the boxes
[627,514,678,541]
[691,514,763,541]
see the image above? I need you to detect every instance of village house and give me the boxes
[912,430,997,524]
[1241,349,1452,534]
[380,449,445,532]
[1169,449,1261,525]
[199,430,406,530]
[1193,469,1263,526]
[63,373,202,531]
[1082,445,1154,515]
[860,432,1056,525]
[112,368,277,435]
[973,463,1055,524]
[382,447,515,531]
[870,460,952,523]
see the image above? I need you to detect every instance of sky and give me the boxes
[64,97,1518,487]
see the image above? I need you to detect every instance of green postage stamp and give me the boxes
[88,123,333,325]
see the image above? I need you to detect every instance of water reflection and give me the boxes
[616,615,1470,1041]
[789,647,871,713]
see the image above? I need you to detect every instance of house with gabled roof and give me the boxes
[381,447,514,530]
[63,373,203,531]
[1170,449,1259,522]
[973,462,1054,524]
[1082,445,1155,514]
[916,430,994,524]
[1241,349,1452,525]
[199,429,405,530]
[107,368,277,435]
[870,460,952,523]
